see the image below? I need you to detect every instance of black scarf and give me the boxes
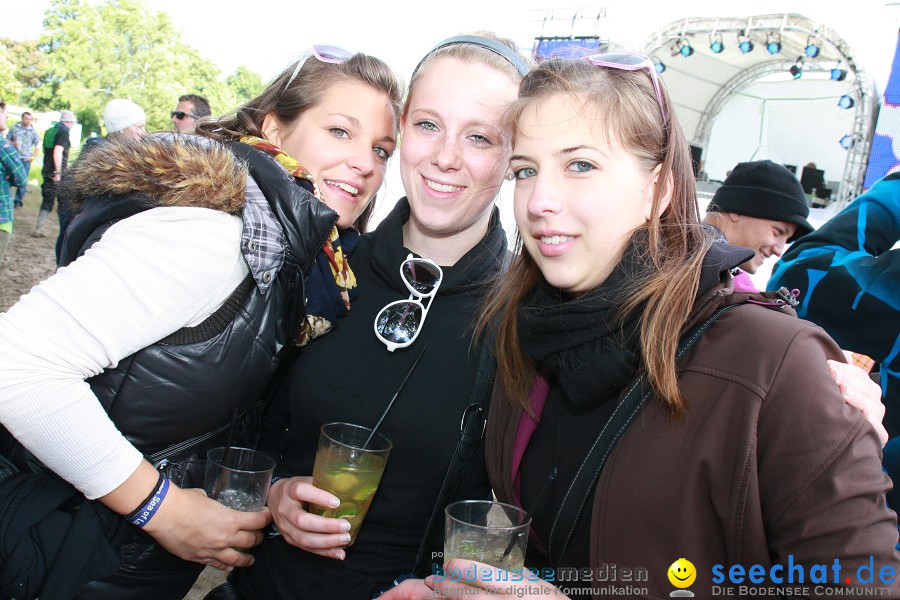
[517,232,756,407]
[518,234,648,407]
[370,197,508,294]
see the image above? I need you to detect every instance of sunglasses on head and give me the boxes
[282,44,355,95]
[171,111,199,121]
[374,254,443,352]
[584,52,667,122]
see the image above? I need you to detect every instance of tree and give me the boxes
[226,66,265,108]
[20,0,262,135]
[0,49,20,103]
[0,38,46,103]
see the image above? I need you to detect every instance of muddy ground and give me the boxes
[0,186,59,311]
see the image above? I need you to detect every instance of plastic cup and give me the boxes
[204,446,275,512]
[444,500,531,571]
[309,422,392,545]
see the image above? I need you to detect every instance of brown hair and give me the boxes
[405,32,533,121]
[178,94,211,118]
[478,58,712,415]
[197,53,404,232]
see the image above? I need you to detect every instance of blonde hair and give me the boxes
[478,58,712,415]
[405,32,533,120]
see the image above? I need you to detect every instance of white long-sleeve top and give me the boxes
[0,206,247,499]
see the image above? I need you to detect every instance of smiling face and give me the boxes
[667,558,696,588]
[720,213,797,273]
[399,57,518,259]
[264,80,398,229]
[511,94,668,294]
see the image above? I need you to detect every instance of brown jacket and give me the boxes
[486,280,900,599]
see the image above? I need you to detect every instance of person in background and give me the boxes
[35,109,77,238]
[769,172,900,506]
[703,159,813,276]
[62,99,148,261]
[0,47,401,600]
[172,93,212,133]
[0,102,29,264]
[386,53,899,600]
[82,98,147,152]
[7,111,40,209]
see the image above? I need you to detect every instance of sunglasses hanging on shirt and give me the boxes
[374,254,443,352]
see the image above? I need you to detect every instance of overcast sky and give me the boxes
[4,0,898,93]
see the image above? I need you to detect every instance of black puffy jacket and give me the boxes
[56,134,336,459]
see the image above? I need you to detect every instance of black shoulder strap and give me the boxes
[548,304,740,565]
[412,337,497,575]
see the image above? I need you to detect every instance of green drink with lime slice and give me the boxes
[310,423,392,545]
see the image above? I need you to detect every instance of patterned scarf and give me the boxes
[240,135,357,346]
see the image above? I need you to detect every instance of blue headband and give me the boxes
[412,35,529,78]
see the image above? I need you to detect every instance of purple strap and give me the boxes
[511,373,550,505]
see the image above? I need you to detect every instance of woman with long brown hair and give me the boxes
[385,54,899,600]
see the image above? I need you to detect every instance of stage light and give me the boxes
[738,32,754,53]
[805,38,820,58]
[766,34,782,55]
[839,135,854,149]
[678,38,694,57]
[838,95,855,109]
[789,58,804,79]
[709,33,724,54]
[654,59,666,74]
[830,67,848,81]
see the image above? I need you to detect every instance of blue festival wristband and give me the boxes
[126,474,170,528]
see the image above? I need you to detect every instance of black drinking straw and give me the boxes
[212,409,241,498]
[363,346,428,449]
[501,467,557,561]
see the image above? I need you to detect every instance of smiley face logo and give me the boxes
[667,558,696,588]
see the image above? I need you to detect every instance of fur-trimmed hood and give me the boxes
[62,132,247,214]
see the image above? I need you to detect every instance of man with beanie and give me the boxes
[704,159,814,274]
[59,100,147,260]
[36,110,77,238]
[83,99,146,153]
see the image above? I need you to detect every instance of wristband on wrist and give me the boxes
[125,470,170,528]
[271,476,287,486]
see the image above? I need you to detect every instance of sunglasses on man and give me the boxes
[171,111,199,121]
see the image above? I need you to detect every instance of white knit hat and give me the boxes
[103,99,146,133]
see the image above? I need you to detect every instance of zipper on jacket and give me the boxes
[148,419,238,466]
[300,213,340,280]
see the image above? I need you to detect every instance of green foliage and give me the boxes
[0,47,21,101]
[0,39,45,91]
[226,66,265,108]
[15,0,263,136]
